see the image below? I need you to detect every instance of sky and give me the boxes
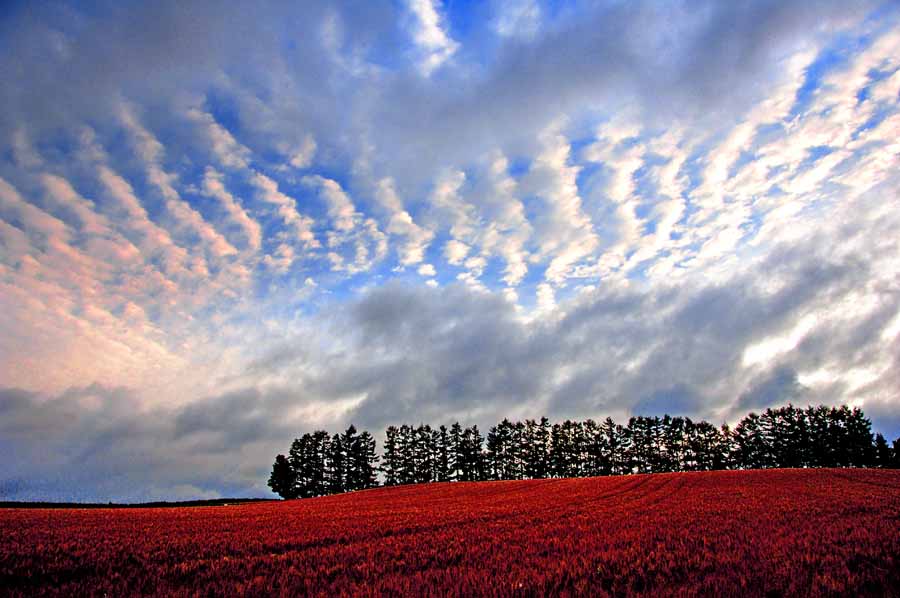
[1,0,900,501]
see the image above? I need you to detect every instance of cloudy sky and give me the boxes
[2,0,899,501]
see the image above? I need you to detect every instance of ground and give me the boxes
[1,469,899,596]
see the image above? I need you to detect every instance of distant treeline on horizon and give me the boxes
[268,404,900,499]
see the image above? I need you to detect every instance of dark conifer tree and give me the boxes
[268,454,297,499]
[512,420,527,479]
[414,424,435,483]
[757,409,780,468]
[601,417,627,475]
[733,413,767,469]
[348,430,379,490]
[381,425,401,486]
[682,418,700,471]
[626,416,655,474]
[340,425,358,483]
[892,438,900,469]
[449,422,463,481]
[287,431,332,498]
[687,420,728,471]
[874,434,892,468]
[523,418,551,479]
[549,422,566,477]
[719,423,736,470]
[661,416,687,472]
[486,423,502,480]
[436,425,451,482]
[583,419,607,477]
[845,407,874,467]
[771,405,807,468]
[327,433,346,495]
[806,405,832,467]
[487,419,519,480]
[398,425,416,484]
[459,425,486,481]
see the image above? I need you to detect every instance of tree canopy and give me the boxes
[269,404,898,499]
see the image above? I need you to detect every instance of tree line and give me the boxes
[268,404,900,499]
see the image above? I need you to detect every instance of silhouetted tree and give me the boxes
[456,425,486,481]
[551,420,586,478]
[626,416,656,474]
[414,424,435,484]
[685,420,728,471]
[602,417,629,475]
[892,438,900,469]
[271,404,892,498]
[844,407,875,467]
[327,433,346,494]
[874,434,892,468]
[381,426,401,486]
[733,413,768,469]
[487,419,520,480]
[288,431,331,498]
[268,454,297,499]
[523,417,551,479]
[436,425,451,482]
[347,430,379,490]
[806,405,833,467]
[449,422,463,481]
[398,425,417,484]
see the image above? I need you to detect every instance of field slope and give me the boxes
[2,469,899,596]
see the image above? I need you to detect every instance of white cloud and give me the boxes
[404,0,459,75]
[250,172,319,249]
[119,104,239,262]
[374,177,434,266]
[524,128,598,285]
[285,134,317,169]
[302,175,357,232]
[493,0,540,39]
[444,239,470,265]
[201,167,263,252]
[185,108,252,170]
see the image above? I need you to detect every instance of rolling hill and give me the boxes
[2,469,899,596]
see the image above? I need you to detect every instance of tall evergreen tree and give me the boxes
[449,422,463,481]
[874,434,892,468]
[844,407,874,467]
[583,419,608,477]
[436,425,451,482]
[381,425,401,486]
[397,425,416,484]
[523,418,551,479]
[268,454,297,499]
[601,417,628,475]
[288,431,331,498]
[457,425,486,481]
[733,413,768,469]
[414,424,435,484]
[327,433,346,495]
[892,437,900,469]
[348,430,379,490]
[806,405,833,467]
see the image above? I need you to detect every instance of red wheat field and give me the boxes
[2,469,899,597]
